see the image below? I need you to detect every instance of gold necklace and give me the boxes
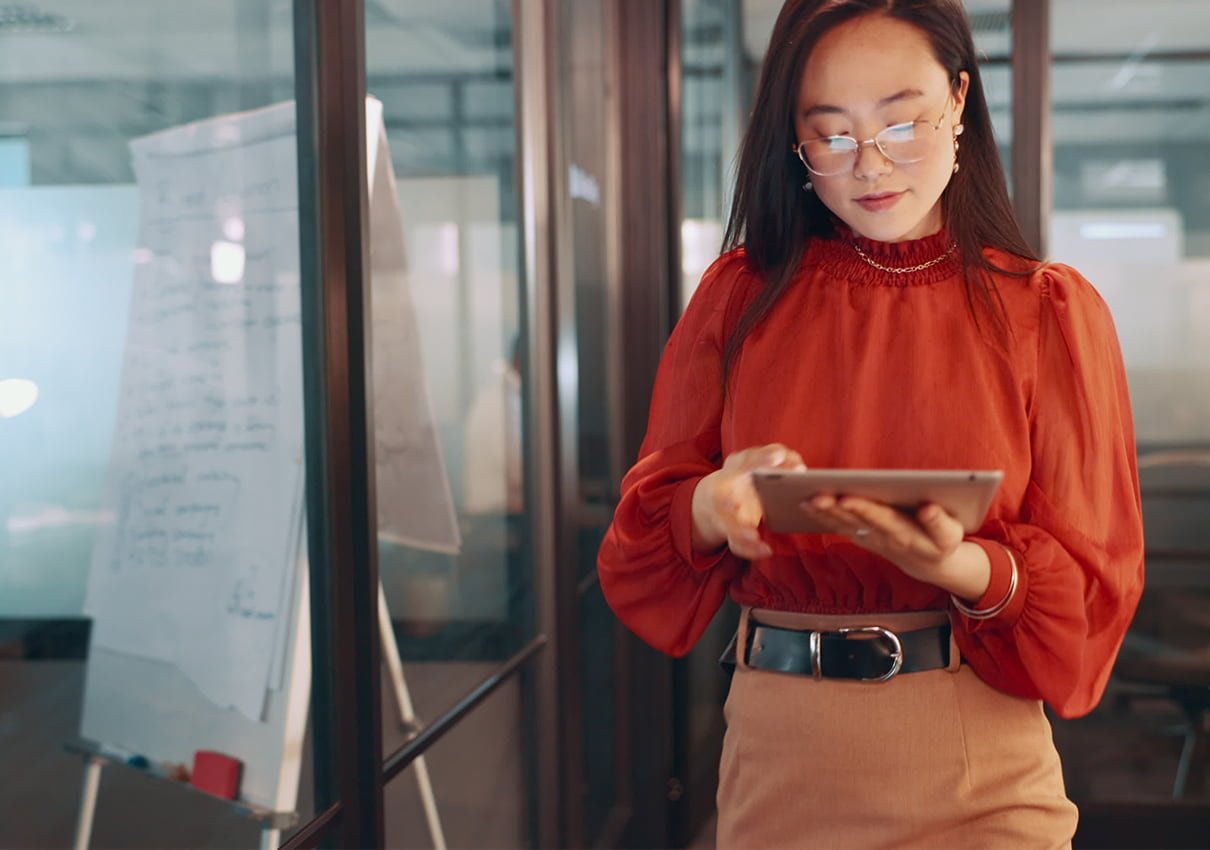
[850,241,958,274]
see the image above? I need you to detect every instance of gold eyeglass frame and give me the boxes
[792,100,955,177]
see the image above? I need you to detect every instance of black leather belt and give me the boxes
[720,619,952,682]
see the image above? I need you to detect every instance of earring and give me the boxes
[803,179,813,192]
[952,123,964,174]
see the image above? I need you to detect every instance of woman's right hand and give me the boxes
[690,443,806,560]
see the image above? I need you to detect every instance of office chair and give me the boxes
[1112,450,1210,799]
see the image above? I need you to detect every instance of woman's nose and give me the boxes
[852,140,893,181]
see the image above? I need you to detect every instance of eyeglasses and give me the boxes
[793,103,951,177]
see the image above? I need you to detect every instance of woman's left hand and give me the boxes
[802,495,966,587]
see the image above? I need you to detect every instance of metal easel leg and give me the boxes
[72,756,103,850]
[260,826,281,850]
[379,582,447,850]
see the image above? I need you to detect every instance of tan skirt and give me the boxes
[716,608,1078,850]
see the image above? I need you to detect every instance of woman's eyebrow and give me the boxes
[801,88,926,119]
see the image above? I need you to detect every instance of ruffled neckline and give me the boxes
[810,222,961,286]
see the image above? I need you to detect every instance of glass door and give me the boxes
[360,1,543,847]
[1045,2,1210,839]
[556,0,630,846]
[0,2,338,847]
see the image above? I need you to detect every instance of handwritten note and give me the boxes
[86,104,305,720]
[84,98,461,721]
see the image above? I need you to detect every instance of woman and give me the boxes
[597,1,1145,848]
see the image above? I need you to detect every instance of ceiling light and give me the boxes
[0,378,39,418]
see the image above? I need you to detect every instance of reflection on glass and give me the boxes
[382,675,528,848]
[555,0,622,843]
[0,3,316,847]
[965,1,1012,177]
[368,1,529,670]
[0,378,40,418]
[677,2,753,838]
[681,0,740,307]
[366,15,534,848]
[1046,0,1210,813]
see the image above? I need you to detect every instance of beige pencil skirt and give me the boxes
[716,608,1078,850]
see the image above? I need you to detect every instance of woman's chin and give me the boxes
[836,204,941,244]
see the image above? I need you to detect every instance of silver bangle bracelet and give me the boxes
[952,544,1019,621]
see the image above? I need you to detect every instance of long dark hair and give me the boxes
[721,0,1038,379]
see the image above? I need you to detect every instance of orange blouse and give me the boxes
[597,227,1145,719]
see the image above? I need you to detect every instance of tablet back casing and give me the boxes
[752,469,1004,535]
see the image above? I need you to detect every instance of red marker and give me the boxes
[190,750,243,800]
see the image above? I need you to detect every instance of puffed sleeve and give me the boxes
[953,264,1145,718]
[596,251,752,656]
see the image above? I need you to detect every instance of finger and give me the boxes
[804,496,856,525]
[837,497,902,528]
[729,538,774,560]
[808,494,837,511]
[834,511,880,542]
[916,502,964,547]
[806,497,894,542]
[839,498,925,547]
[807,500,863,530]
[772,448,807,471]
[750,443,789,470]
[724,521,772,559]
[725,520,763,544]
[800,503,849,535]
[728,443,793,472]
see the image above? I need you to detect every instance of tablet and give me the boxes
[752,468,1003,534]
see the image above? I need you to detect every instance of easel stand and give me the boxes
[70,583,446,850]
[379,584,447,850]
[67,739,297,850]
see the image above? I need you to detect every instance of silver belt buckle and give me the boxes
[836,625,904,682]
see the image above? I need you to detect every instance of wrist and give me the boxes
[951,542,1020,621]
[934,541,991,601]
[690,473,728,553]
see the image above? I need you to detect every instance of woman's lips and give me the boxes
[855,191,905,212]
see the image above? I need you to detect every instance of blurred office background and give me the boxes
[0,1,1207,848]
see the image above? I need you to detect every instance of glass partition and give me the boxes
[680,0,742,309]
[363,3,538,847]
[967,0,1013,178]
[367,0,531,668]
[558,0,623,843]
[0,2,316,847]
[381,667,529,848]
[1046,0,1210,813]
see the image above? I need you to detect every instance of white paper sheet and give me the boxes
[84,97,461,722]
[368,115,462,556]
[85,103,305,721]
